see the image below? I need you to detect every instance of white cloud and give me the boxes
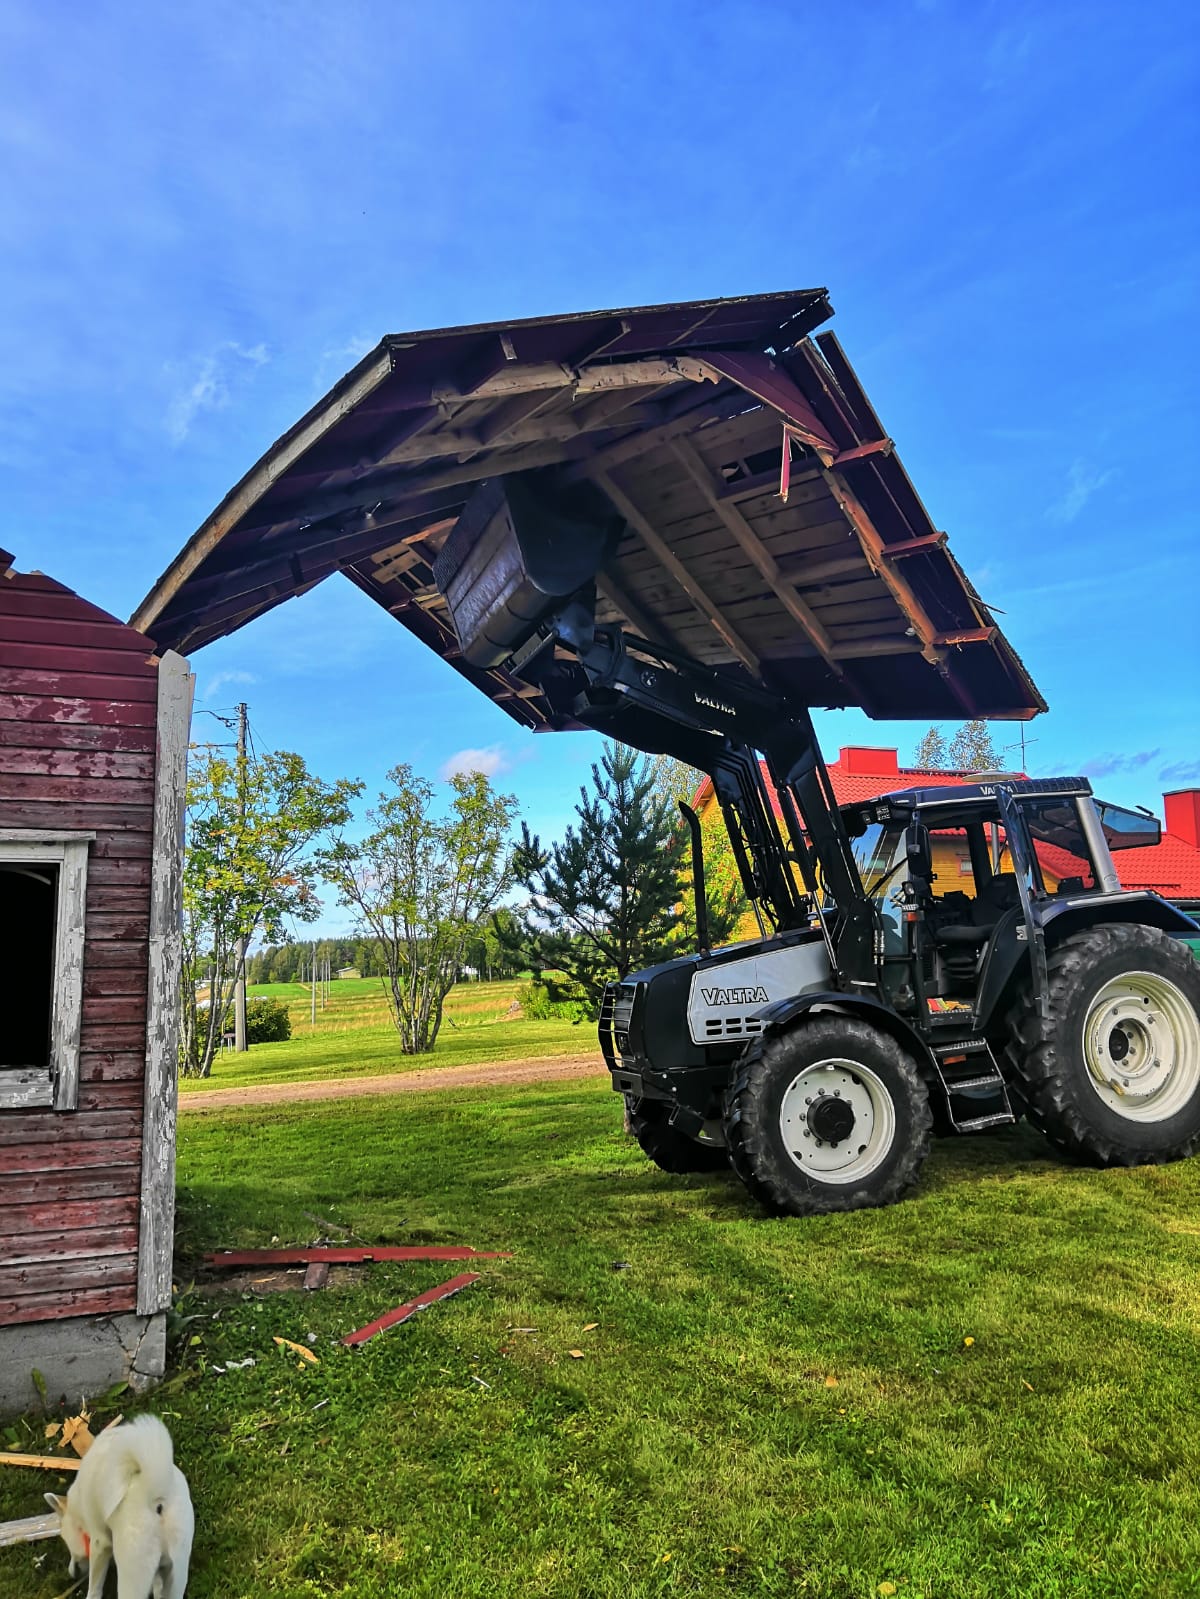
[165,341,270,444]
[201,668,258,702]
[1046,459,1114,524]
[438,745,510,781]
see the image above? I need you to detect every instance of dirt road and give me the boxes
[179,1052,608,1111]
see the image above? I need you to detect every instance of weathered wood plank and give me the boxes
[0,668,159,703]
[0,772,155,805]
[0,1069,53,1110]
[0,803,152,833]
[0,1253,138,1297]
[0,1166,141,1205]
[0,721,155,753]
[77,1080,144,1112]
[79,1050,145,1082]
[81,940,152,968]
[79,1022,150,1051]
[4,1228,140,1267]
[139,649,192,1316]
[0,747,154,779]
[81,997,148,1025]
[85,886,151,916]
[0,1194,140,1234]
[0,1134,141,1169]
[0,642,156,679]
[0,693,157,728]
[0,586,149,628]
[84,965,149,1000]
[0,1283,138,1326]
[81,914,151,942]
[0,613,157,654]
[85,856,152,886]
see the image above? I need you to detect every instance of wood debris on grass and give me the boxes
[0,1510,61,1548]
[0,1452,81,1471]
[273,1336,319,1365]
[206,1246,510,1266]
[342,1272,481,1346]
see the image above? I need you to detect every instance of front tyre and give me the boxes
[624,1095,729,1174]
[1007,924,1200,1165]
[723,1017,933,1216]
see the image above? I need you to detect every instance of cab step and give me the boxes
[929,1036,1016,1134]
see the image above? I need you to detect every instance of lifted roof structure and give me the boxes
[133,290,1045,725]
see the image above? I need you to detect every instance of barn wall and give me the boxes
[0,561,158,1332]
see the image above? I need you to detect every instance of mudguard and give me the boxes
[755,989,938,1080]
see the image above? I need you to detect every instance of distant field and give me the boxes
[180,977,591,1092]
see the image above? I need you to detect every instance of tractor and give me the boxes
[433,486,1200,1216]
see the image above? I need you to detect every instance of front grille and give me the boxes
[599,981,636,1066]
[702,1015,766,1041]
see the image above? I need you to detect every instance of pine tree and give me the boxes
[913,726,948,770]
[506,742,687,1015]
[947,719,1002,772]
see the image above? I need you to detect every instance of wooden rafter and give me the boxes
[593,468,760,675]
[819,465,978,715]
[670,437,847,686]
[595,573,678,649]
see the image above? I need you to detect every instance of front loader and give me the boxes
[435,474,1200,1216]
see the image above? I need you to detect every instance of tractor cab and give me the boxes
[840,779,1165,1034]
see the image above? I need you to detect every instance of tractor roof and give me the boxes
[132,289,1045,726]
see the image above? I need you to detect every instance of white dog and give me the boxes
[46,1414,194,1599]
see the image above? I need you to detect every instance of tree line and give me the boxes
[180,718,1002,1078]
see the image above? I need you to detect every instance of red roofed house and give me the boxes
[695,745,1200,932]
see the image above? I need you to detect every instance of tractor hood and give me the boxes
[132,289,1045,726]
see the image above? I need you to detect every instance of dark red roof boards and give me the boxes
[132,291,1045,728]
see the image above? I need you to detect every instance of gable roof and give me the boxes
[131,290,1045,729]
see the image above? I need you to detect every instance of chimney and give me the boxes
[1164,789,1200,850]
[837,746,900,776]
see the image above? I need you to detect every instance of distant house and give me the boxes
[694,745,1200,923]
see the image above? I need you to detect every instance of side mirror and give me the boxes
[905,823,932,880]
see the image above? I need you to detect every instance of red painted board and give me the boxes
[342,1272,480,1346]
[204,1247,510,1266]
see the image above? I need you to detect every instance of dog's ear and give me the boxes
[44,1492,67,1516]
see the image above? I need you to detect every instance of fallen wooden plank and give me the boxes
[342,1272,481,1347]
[0,1511,61,1548]
[0,1451,80,1471]
[205,1246,509,1267]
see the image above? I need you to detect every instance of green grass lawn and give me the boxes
[180,978,590,1092]
[4,1081,1200,1598]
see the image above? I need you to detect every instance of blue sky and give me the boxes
[2,0,1197,932]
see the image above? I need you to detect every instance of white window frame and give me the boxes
[0,829,94,1111]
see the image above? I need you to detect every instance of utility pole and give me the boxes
[234,702,249,1053]
[311,950,318,1027]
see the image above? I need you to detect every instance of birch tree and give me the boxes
[179,746,360,1077]
[318,765,518,1055]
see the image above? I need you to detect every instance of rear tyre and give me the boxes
[624,1095,729,1174]
[1005,924,1200,1165]
[722,1017,933,1216]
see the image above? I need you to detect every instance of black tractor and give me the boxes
[432,472,1200,1216]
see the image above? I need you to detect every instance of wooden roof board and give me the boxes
[131,290,1046,724]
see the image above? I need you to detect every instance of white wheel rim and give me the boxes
[1082,970,1200,1122]
[777,1058,896,1185]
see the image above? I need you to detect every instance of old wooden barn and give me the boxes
[0,549,191,1411]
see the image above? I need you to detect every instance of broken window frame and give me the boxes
[0,830,94,1111]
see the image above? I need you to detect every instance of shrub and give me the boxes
[517,974,588,1023]
[222,996,292,1045]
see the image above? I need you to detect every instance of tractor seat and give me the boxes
[930,876,1020,948]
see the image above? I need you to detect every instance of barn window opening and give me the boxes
[0,862,58,1069]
